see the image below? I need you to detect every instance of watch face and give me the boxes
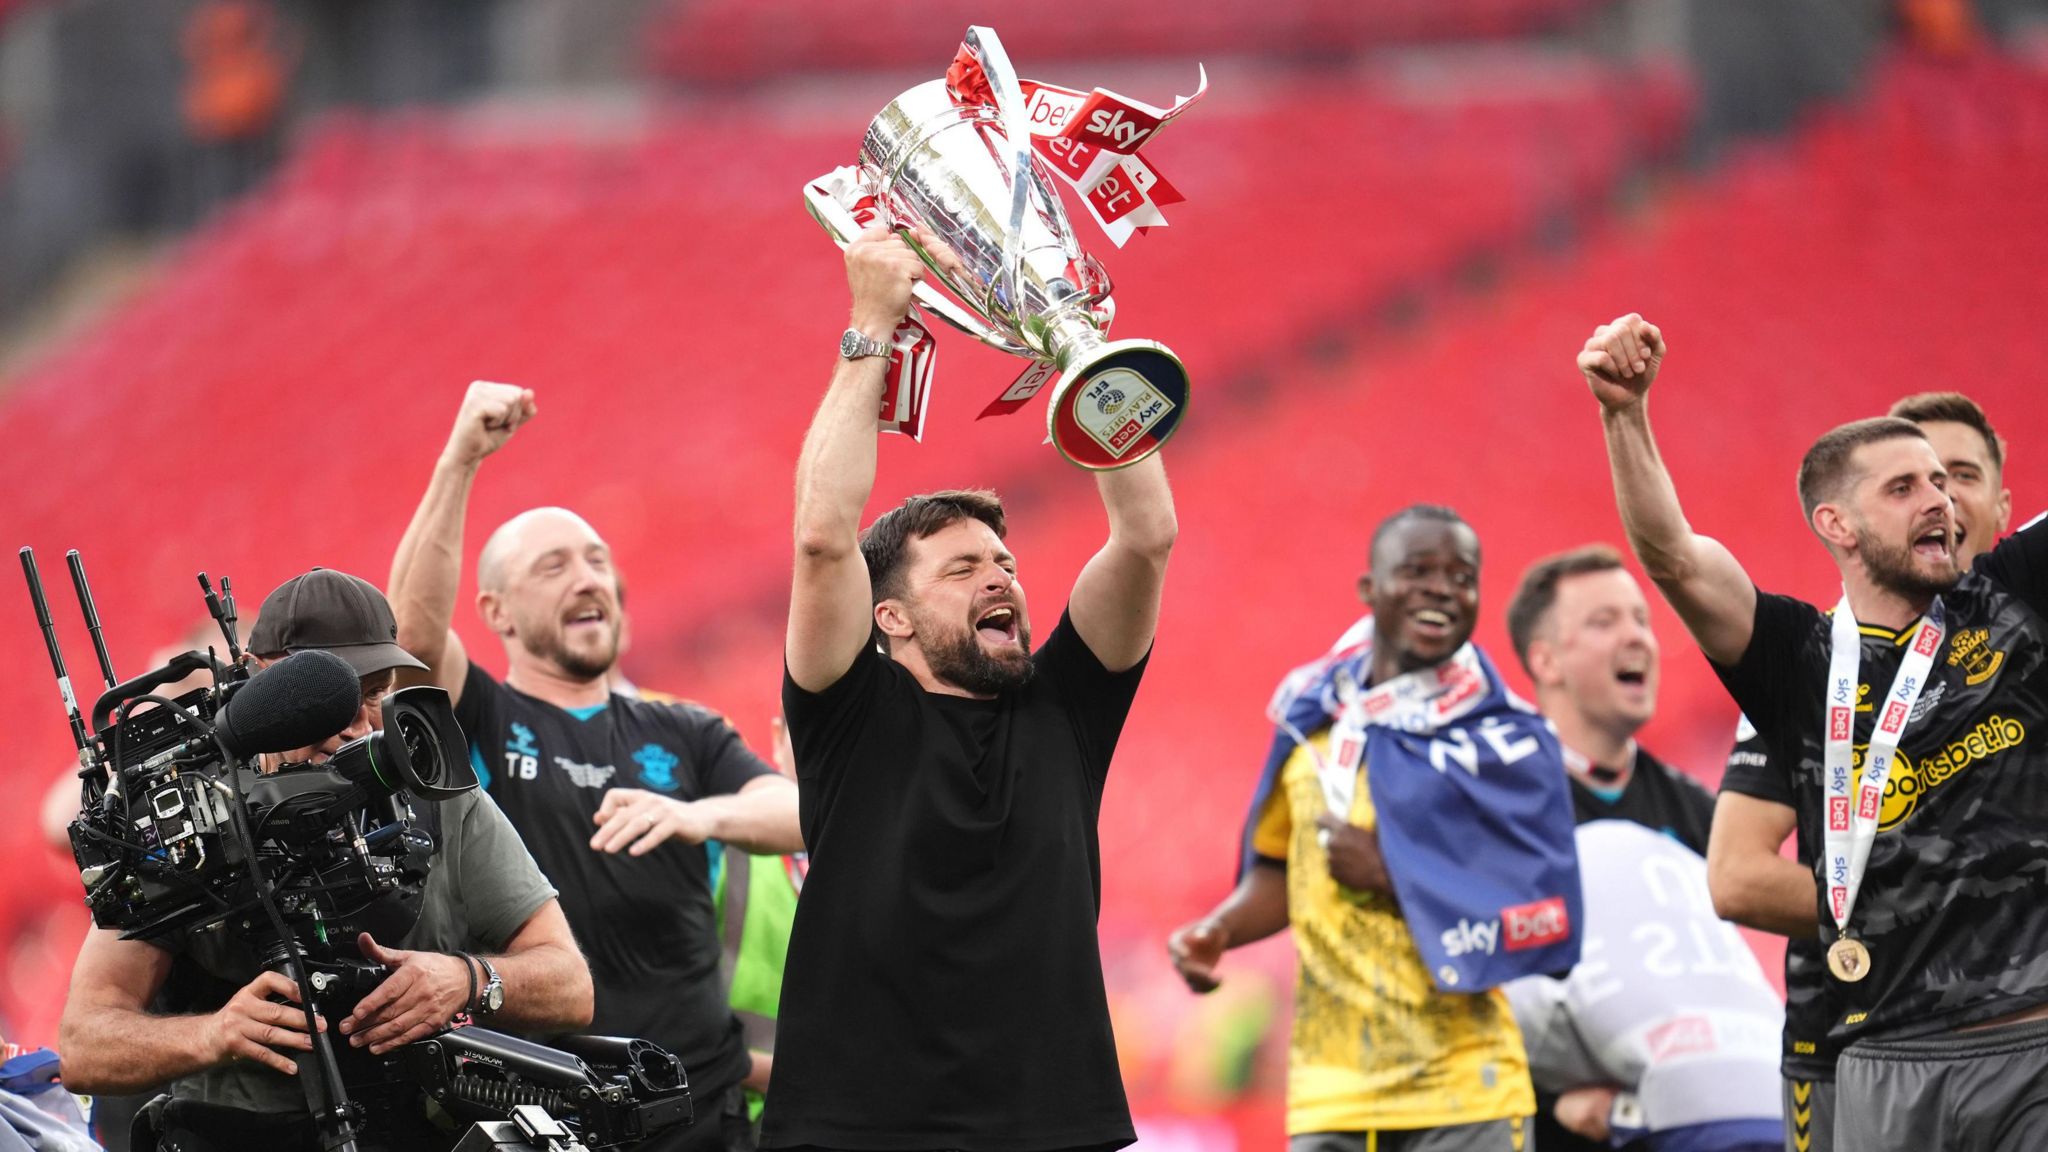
[484,982,505,1012]
[840,330,861,358]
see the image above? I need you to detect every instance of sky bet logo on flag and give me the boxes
[1502,896,1570,952]
[1438,897,1570,958]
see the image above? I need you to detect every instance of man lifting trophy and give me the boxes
[805,25,1203,469]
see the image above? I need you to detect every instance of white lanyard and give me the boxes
[1822,592,1945,938]
[1316,645,1488,817]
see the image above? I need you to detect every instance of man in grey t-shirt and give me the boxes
[55,569,593,1150]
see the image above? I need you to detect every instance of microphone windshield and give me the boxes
[217,650,362,759]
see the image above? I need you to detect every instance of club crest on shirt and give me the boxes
[555,756,616,789]
[632,743,681,792]
[1946,628,2007,687]
[508,723,539,757]
[501,723,542,781]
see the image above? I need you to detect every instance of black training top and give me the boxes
[763,612,1145,1152]
[1568,745,1716,855]
[1721,718,1839,1081]
[1711,514,2048,1049]
[457,663,776,1100]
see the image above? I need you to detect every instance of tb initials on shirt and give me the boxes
[504,722,541,781]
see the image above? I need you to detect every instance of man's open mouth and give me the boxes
[1411,608,1456,640]
[976,605,1019,645]
[1913,524,1953,561]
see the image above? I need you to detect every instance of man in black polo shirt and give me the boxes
[767,226,1176,1151]
[1504,543,1721,1152]
[1506,543,1716,851]
[389,383,802,1151]
[1581,311,2048,1150]
[1707,391,2016,1152]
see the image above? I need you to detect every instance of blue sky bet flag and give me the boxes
[1241,617,1583,991]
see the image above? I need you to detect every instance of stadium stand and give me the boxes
[645,0,1617,84]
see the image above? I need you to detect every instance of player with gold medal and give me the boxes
[1819,592,1946,983]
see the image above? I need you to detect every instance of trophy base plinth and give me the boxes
[1047,340,1189,470]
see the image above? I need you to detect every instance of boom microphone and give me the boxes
[216,650,362,759]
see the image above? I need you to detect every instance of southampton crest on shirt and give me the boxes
[633,743,681,792]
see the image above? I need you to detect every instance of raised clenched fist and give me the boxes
[444,380,537,468]
[844,226,927,343]
[1578,313,1666,413]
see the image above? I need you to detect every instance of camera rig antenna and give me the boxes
[20,548,95,768]
[66,549,119,690]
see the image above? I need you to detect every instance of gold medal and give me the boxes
[1827,937,1872,983]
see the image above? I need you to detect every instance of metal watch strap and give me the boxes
[840,327,890,360]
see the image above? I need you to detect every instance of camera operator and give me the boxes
[56,569,594,1152]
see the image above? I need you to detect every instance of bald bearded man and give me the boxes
[390,381,801,1152]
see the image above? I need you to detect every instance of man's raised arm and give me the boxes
[1581,314,1756,666]
[787,228,927,693]
[389,381,537,704]
[1069,455,1177,673]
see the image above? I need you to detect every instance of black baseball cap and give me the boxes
[248,568,430,678]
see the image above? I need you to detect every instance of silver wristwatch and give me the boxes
[839,327,891,360]
[476,956,505,1016]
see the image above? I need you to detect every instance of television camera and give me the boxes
[20,548,691,1151]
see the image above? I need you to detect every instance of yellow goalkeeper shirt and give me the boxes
[1250,732,1534,1135]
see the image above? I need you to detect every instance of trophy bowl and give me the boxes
[804,29,1190,470]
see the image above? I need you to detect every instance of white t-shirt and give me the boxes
[1506,820,1783,1133]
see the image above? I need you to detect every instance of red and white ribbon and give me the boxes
[947,41,1205,247]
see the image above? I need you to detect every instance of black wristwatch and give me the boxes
[475,956,504,1016]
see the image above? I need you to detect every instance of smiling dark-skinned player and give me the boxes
[1171,505,1583,1152]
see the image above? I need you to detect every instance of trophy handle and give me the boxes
[963,26,1036,330]
[803,176,1034,357]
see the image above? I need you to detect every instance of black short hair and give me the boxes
[1505,544,1627,675]
[1369,504,1474,569]
[1796,417,1929,520]
[859,489,1008,607]
[1888,391,2005,473]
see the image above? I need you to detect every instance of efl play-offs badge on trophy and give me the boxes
[804,26,1205,469]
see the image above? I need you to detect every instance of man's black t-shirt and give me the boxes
[456,663,775,1101]
[1568,746,1716,854]
[1720,718,1838,1081]
[1711,515,2048,1048]
[764,612,1145,1152]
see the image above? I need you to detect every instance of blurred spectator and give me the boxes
[181,0,291,205]
[1899,0,1981,57]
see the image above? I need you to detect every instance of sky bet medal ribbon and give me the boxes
[1821,592,1946,982]
[803,26,1203,469]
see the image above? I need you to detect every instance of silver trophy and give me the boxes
[804,26,1189,470]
